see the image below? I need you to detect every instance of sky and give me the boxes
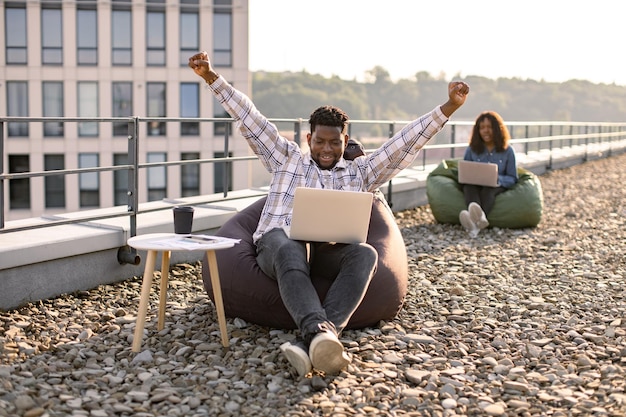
[248,0,625,86]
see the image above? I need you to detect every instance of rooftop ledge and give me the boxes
[0,189,268,270]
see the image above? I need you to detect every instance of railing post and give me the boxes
[117,116,141,265]
[450,124,456,159]
[386,122,394,208]
[223,122,231,198]
[569,125,574,148]
[548,125,553,170]
[584,125,589,162]
[127,117,139,237]
[524,125,529,154]
[598,125,603,154]
[294,119,302,145]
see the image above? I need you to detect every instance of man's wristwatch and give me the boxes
[205,71,220,85]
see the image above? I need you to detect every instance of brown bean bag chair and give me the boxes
[202,193,408,329]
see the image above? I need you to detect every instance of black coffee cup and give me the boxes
[173,206,194,234]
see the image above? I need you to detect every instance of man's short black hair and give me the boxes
[308,105,349,133]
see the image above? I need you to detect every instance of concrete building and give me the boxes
[1,0,252,221]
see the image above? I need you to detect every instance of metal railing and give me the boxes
[2,116,626,239]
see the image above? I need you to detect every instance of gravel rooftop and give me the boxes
[1,152,625,417]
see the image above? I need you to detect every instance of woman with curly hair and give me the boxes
[459,111,518,237]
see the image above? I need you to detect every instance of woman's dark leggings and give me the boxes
[463,184,506,215]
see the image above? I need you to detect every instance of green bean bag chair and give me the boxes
[426,159,543,228]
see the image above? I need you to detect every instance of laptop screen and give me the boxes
[289,188,374,243]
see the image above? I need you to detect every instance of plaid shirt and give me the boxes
[209,76,450,243]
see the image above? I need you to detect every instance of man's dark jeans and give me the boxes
[256,228,378,342]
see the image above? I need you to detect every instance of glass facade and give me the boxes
[146,82,166,136]
[112,82,133,136]
[111,8,132,65]
[79,153,100,207]
[113,154,129,206]
[212,11,232,66]
[181,152,200,197]
[9,155,30,209]
[146,5,166,66]
[5,5,27,64]
[77,8,98,65]
[41,7,63,65]
[147,152,167,201]
[78,82,99,136]
[43,82,64,137]
[44,155,66,208]
[180,83,200,135]
[7,81,29,137]
[179,7,199,66]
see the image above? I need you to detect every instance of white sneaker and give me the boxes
[280,341,312,377]
[468,202,489,230]
[459,210,479,238]
[309,331,350,375]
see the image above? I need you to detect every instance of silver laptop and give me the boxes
[458,160,499,187]
[289,187,373,244]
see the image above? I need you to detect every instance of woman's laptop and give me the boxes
[457,160,499,187]
[289,187,373,243]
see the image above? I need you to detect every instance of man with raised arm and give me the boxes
[189,51,469,376]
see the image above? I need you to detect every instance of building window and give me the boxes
[79,153,100,207]
[147,152,166,201]
[147,82,166,136]
[181,152,200,197]
[113,153,128,206]
[180,83,199,136]
[78,82,99,136]
[5,5,27,64]
[43,82,64,137]
[112,82,132,136]
[213,152,233,194]
[42,7,63,65]
[213,0,232,67]
[111,7,132,65]
[213,94,231,136]
[8,155,30,209]
[146,1,165,66]
[7,81,29,137]
[44,154,65,208]
[77,7,98,65]
[179,4,199,66]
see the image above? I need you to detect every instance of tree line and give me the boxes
[251,67,626,137]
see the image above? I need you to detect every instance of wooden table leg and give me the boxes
[132,250,157,353]
[206,250,229,347]
[157,250,171,331]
